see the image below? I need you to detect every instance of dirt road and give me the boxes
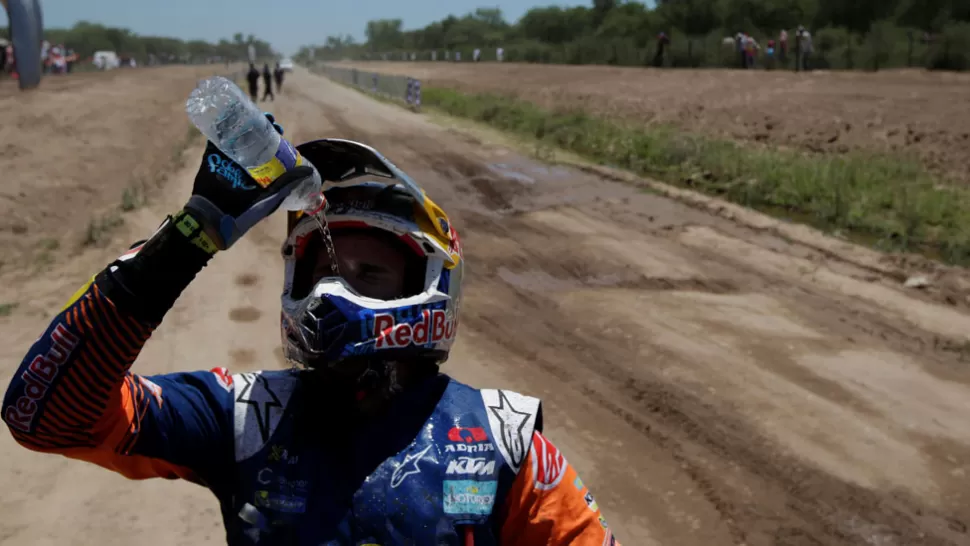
[336,61,970,183]
[1,66,969,545]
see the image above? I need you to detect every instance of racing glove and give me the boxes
[97,115,314,324]
[184,113,316,250]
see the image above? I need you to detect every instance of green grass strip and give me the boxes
[422,86,970,266]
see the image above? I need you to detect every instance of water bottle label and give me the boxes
[246,139,305,188]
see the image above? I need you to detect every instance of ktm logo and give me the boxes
[445,457,496,476]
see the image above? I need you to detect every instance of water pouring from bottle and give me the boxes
[185,75,339,275]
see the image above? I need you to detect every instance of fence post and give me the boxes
[372,73,378,93]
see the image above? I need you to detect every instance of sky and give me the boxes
[1,0,591,56]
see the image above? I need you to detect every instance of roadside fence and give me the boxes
[311,64,421,110]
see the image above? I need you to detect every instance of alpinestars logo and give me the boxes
[391,445,433,488]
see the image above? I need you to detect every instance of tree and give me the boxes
[366,19,404,51]
[596,2,658,46]
[0,20,275,63]
[520,6,593,44]
[295,0,970,70]
[592,0,617,26]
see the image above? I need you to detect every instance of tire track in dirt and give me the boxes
[456,234,964,546]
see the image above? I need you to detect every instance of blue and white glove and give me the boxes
[183,113,314,250]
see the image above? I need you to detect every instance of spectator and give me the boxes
[261,63,274,102]
[273,61,284,93]
[765,39,776,69]
[779,29,789,64]
[744,34,760,68]
[6,43,17,79]
[246,63,260,102]
[41,40,50,74]
[796,25,813,71]
[52,44,68,74]
[654,32,670,67]
[736,32,747,68]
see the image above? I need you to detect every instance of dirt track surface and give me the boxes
[336,61,970,182]
[1,66,970,545]
[0,65,230,278]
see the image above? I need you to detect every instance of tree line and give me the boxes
[0,21,276,65]
[295,0,970,70]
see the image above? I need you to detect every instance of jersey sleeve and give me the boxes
[499,431,620,546]
[2,278,234,487]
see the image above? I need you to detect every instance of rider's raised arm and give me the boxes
[2,211,234,486]
[3,121,316,487]
[499,431,621,546]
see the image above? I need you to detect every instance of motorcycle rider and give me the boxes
[2,116,619,545]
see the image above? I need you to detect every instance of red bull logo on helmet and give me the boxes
[373,309,457,349]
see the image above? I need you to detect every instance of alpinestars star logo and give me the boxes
[488,390,531,470]
[391,445,433,488]
[236,373,284,443]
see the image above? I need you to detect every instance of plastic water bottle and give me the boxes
[185,76,323,212]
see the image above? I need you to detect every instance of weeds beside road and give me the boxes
[424,86,970,265]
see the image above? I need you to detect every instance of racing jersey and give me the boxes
[3,274,620,545]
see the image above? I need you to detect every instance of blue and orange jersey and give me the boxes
[3,279,233,485]
[3,274,618,545]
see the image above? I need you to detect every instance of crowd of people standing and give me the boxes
[1,39,79,80]
[41,41,79,74]
[733,26,814,70]
[650,26,816,71]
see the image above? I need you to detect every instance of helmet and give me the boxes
[280,139,463,370]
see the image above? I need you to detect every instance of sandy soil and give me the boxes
[335,62,970,183]
[0,66,969,545]
[0,65,234,279]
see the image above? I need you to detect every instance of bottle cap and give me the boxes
[305,193,327,216]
